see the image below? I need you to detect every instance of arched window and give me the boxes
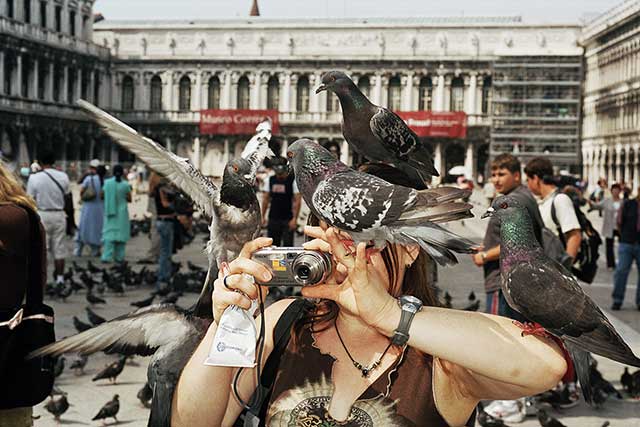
[482,76,492,115]
[450,76,464,111]
[387,76,401,110]
[296,75,309,112]
[357,76,370,98]
[418,77,433,111]
[237,75,250,109]
[208,76,220,109]
[266,75,279,110]
[150,75,162,111]
[21,56,30,98]
[121,75,134,110]
[178,75,191,111]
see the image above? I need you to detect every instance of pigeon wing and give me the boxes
[311,171,416,232]
[240,120,274,178]
[28,305,197,358]
[77,100,217,218]
[370,107,419,158]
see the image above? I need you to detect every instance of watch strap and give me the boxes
[391,308,415,346]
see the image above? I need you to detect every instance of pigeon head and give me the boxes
[113,394,119,400]
[220,158,257,209]
[224,158,254,186]
[482,194,525,219]
[315,71,354,94]
[287,138,349,194]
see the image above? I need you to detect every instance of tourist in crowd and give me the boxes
[261,157,301,246]
[612,190,640,311]
[139,171,162,264]
[0,161,47,426]
[26,149,70,285]
[100,165,132,263]
[590,183,622,270]
[75,159,104,257]
[155,177,176,290]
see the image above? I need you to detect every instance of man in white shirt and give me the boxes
[27,149,71,284]
[524,157,582,260]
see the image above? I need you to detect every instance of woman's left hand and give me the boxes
[301,225,397,330]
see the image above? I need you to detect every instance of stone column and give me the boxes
[88,68,95,103]
[290,73,299,113]
[223,138,230,164]
[111,71,120,110]
[402,72,414,111]
[380,74,389,108]
[373,72,382,105]
[200,72,209,109]
[230,72,239,109]
[134,72,144,110]
[47,62,54,101]
[280,138,289,157]
[260,73,269,109]
[14,54,22,97]
[250,71,261,109]
[614,146,622,184]
[0,51,4,95]
[433,142,443,185]
[31,58,38,99]
[162,71,173,111]
[222,70,232,109]
[309,73,320,120]
[466,72,477,121]
[624,145,631,185]
[280,71,291,119]
[434,71,445,111]
[75,68,82,103]
[464,141,475,180]
[193,136,201,170]
[634,144,640,193]
[443,76,452,112]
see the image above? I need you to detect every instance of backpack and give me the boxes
[551,192,602,283]
[541,227,574,271]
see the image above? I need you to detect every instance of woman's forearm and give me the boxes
[172,322,234,427]
[376,305,566,390]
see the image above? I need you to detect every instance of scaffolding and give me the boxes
[490,57,583,170]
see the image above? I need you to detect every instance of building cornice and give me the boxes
[581,0,640,44]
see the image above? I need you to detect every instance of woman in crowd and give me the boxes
[0,162,47,426]
[590,183,622,270]
[172,226,567,426]
[100,164,132,263]
[75,159,104,257]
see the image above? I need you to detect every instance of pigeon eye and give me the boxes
[286,151,293,159]
[499,202,508,209]
[232,165,239,173]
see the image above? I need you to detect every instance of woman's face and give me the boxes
[333,244,406,295]
[612,187,621,198]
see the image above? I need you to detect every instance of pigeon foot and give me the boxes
[512,321,550,338]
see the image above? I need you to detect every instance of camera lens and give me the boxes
[298,265,311,280]
[291,251,332,286]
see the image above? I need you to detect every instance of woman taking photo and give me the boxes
[100,164,132,263]
[172,224,567,426]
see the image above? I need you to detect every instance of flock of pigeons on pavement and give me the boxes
[29,71,640,426]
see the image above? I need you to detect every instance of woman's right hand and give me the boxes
[212,237,274,322]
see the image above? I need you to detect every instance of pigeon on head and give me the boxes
[287,138,476,265]
[316,70,439,190]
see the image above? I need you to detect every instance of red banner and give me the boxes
[200,109,280,135]
[395,111,467,138]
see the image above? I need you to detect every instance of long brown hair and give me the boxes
[0,161,36,211]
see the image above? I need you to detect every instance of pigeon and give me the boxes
[86,306,107,326]
[630,369,640,397]
[601,422,610,427]
[56,283,73,301]
[286,138,475,265]
[92,355,127,383]
[468,290,476,302]
[77,100,273,316]
[316,70,439,189]
[87,291,106,305]
[161,291,182,305]
[187,260,203,272]
[590,360,622,400]
[70,354,88,375]
[477,401,510,427]
[536,409,566,427]
[137,382,153,408]
[53,356,65,378]
[621,367,633,393]
[131,294,155,308]
[484,195,640,404]
[73,315,92,333]
[87,260,102,274]
[29,304,212,427]
[44,394,69,421]
[443,291,453,308]
[92,394,120,423]
[463,299,480,312]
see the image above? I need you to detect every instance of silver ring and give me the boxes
[223,275,232,289]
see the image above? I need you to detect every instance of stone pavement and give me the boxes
[32,189,640,426]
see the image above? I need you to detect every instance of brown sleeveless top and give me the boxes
[265,323,474,427]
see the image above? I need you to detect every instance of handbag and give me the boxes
[0,206,56,409]
[81,175,97,202]
[42,170,76,235]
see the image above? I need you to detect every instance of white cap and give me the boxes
[89,159,101,168]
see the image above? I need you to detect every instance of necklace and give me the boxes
[334,320,393,378]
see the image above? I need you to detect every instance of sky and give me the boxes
[95,0,624,24]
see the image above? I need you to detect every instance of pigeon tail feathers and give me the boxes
[565,342,594,406]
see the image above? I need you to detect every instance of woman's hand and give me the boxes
[301,226,397,330]
[212,237,274,322]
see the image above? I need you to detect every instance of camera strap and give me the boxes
[241,298,312,427]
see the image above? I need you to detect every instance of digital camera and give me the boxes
[251,247,332,286]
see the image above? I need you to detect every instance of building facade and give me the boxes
[92,17,582,181]
[0,0,111,175]
[581,0,640,192]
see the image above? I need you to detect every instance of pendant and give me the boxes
[361,368,370,378]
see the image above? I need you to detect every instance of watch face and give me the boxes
[400,295,423,310]
[402,303,418,314]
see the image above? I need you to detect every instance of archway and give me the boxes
[443,142,466,183]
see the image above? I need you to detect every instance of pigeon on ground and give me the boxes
[630,369,640,397]
[137,382,153,408]
[70,354,88,375]
[92,394,119,423]
[44,394,69,421]
[161,291,182,305]
[484,195,640,404]
[87,261,102,274]
[73,315,92,333]
[86,307,106,326]
[131,294,155,308]
[53,356,65,378]
[468,291,476,302]
[316,70,439,189]
[92,355,127,383]
[443,291,453,308]
[286,138,475,265]
[77,100,273,316]
[590,360,622,400]
[56,283,72,301]
[187,261,203,272]
[29,304,212,427]
[536,409,566,427]
[621,367,633,393]
[463,299,481,312]
[87,291,106,305]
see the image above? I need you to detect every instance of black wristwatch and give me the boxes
[391,295,423,346]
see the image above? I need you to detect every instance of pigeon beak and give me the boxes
[481,207,495,219]
[243,174,252,181]
[315,84,327,94]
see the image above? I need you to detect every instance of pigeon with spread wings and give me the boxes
[77,100,273,315]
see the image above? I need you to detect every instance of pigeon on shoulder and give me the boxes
[287,138,475,265]
[316,70,439,189]
[484,194,640,403]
